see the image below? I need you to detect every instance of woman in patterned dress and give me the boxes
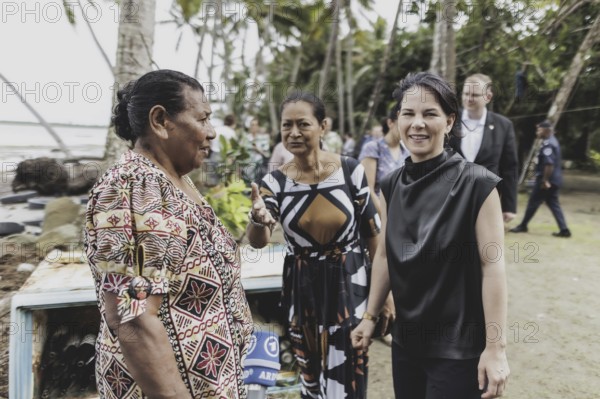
[84,70,253,399]
[246,92,392,399]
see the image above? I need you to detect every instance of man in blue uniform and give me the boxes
[510,120,571,237]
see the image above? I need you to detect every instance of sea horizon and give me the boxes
[0,124,107,163]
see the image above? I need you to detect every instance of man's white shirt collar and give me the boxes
[462,108,487,130]
[461,108,487,162]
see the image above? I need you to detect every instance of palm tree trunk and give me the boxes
[519,12,600,185]
[268,100,279,137]
[246,42,264,116]
[430,15,444,76]
[335,6,345,136]
[430,0,456,81]
[444,1,456,83]
[240,26,248,72]
[216,0,235,111]
[547,13,600,124]
[345,2,356,138]
[207,15,218,102]
[360,0,402,136]
[261,23,280,135]
[193,20,208,80]
[318,0,340,97]
[290,46,302,83]
[104,0,156,164]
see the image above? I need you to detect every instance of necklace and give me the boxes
[183,176,208,206]
[134,149,207,206]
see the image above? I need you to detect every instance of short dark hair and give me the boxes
[223,114,236,126]
[388,102,400,122]
[381,117,390,135]
[537,119,552,129]
[392,72,459,138]
[111,69,204,144]
[381,102,401,136]
[279,91,326,124]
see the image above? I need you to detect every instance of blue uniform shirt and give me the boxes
[535,135,562,186]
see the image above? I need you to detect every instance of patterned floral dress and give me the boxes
[84,151,253,398]
[259,156,381,399]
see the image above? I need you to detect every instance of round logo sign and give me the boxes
[264,335,279,358]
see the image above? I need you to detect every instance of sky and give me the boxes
[0,0,410,128]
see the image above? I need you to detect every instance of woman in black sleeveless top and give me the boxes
[351,72,509,399]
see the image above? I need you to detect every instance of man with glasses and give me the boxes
[449,73,519,223]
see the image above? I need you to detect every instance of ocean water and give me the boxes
[0,124,107,163]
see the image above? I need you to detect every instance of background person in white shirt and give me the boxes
[342,132,356,157]
[242,117,271,183]
[212,114,237,158]
[268,134,294,170]
[449,73,519,223]
[322,117,343,154]
[205,114,237,186]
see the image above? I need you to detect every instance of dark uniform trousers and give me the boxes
[520,180,568,231]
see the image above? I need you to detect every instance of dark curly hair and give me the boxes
[111,70,204,144]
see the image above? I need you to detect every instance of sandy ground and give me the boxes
[1,171,599,399]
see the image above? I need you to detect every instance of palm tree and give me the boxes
[318,0,340,97]
[519,11,600,185]
[344,1,357,137]
[335,0,346,136]
[430,0,456,82]
[359,0,403,136]
[104,0,157,164]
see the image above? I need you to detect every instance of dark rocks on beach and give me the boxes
[27,197,54,210]
[0,190,37,204]
[0,222,25,236]
[11,158,99,196]
[12,158,67,195]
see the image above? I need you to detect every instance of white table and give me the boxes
[9,245,287,399]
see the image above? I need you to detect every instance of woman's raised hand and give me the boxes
[250,182,277,227]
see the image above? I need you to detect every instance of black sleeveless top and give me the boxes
[381,150,501,359]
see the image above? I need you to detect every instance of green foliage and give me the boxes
[202,136,252,240]
[175,0,203,22]
[589,150,600,171]
[575,148,600,172]
[217,135,251,183]
[204,179,252,240]
[172,0,600,164]
[451,0,600,161]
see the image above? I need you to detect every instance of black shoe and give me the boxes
[509,225,528,233]
[552,229,571,238]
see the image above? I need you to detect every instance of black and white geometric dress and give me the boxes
[259,156,381,399]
